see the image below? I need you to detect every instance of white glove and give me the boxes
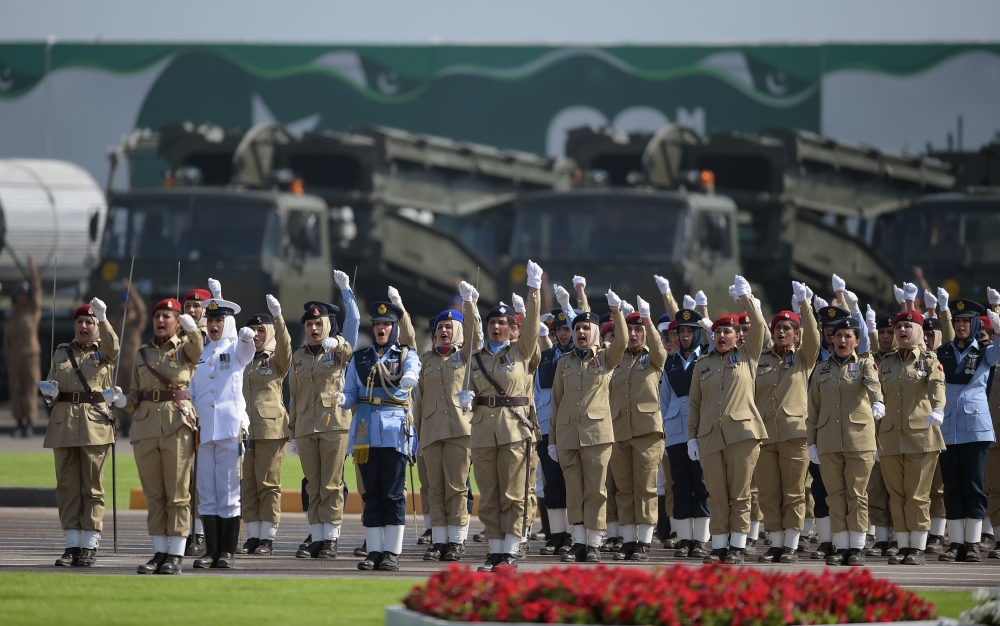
[39,379,59,398]
[728,284,738,301]
[813,297,829,312]
[654,275,671,295]
[843,290,860,314]
[733,275,752,298]
[101,386,126,408]
[832,274,846,292]
[455,390,474,413]
[698,318,713,333]
[289,439,299,455]
[792,281,809,305]
[387,286,402,307]
[687,438,700,461]
[809,444,821,465]
[637,296,651,320]
[620,301,635,317]
[459,281,476,303]
[400,372,418,390]
[924,290,938,311]
[179,314,198,334]
[694,290,708,308]
[606,289,622,309]
[893,284,905,305]
[791,296,800,315]
[875,450,880,463]
[512,293,525,315]
[539,325,549,338]
[554,285,571,309]
[526,260,543,289]
[872,401,886,421]
[334,270,351,290]
[752,297,762,312]
[988,310,1000,333]
[266,294,281,317]
[903,282,919,303]
[547,445,559,462]
[320,337,337,352]
[682,295,697,310]
[572,275,586,290]
[469,286,480,304]
[208,278,222,299]
[927,408,944,427]
[990,287,1000,307]
[936,287,949,311]
[804,284,814,302]
[336,392,346,408]
[239,327,256,343]
[89,297,107,322]
[865,305,877,332]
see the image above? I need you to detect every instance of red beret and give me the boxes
[152,298,182,316]
[712,314,740,332]
[770,310,801,333]
[738,312,750,325]
[514,313,521,325]
[893,310,925,327]
[73,304,96,320]
[981,315,994,331]
[183,289,211,304]
[600,321,614,337]
[667,320,678,332]
[625,312,642,325]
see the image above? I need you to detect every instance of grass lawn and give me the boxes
[918,589,975,619]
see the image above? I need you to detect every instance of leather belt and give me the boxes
[475,396,530,408]
[358,396,409,408]
[57,391,106,404]
[142,390,191,403]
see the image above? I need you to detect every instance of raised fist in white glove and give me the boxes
[526,260,543,289]
[266,294,281,317]
[927,408,944,427]
[733,275,752,298]
[637,296,651,320]
[208,278,222,299]
[792,281,809,305]
[553,285,571,309]
[809,444,821,465]
[455,390,474,413]
[387,286,402,306]
[752,297,762,312]
[547,445,559,462]
[400,372,418,390]
[89,297,107,322]
[512,293,525,315]
[698,318,713,333]
[872,401,886,421]
[813,297,829,313]
[893,284,905,305]
[620,301,635,316]
[695,290,708,308]
[572,275,586,291]
[865,305,877,332]
[682,295,697,310]
[239,327,256,343]
[989,287,1000,306]
[606,289,622,309]
[924,290,937,311]
[459,281,476,303]
[179,314,198,334]
[728,285,738,301]
[539,324,549,338]
[936,287,949,311]
[989,310,1000,334]
[654,275,671,295]
[791,296,800,315]
[687,438,700,461]
[843,290,860,314]
[320,337,337,352]
[804,284,814,302]
[38,379,59,398]
[832,274,846,293]
[102,386,126,408]
[334,270,350,290]
[903,282,919,303]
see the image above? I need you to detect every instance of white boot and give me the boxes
[874,526,889,543]
[152,535,168,553]
[246,520,262,539]
[676,518,693,541]
[911,530,928,551]
[606,521,619,539]
[730,532,747,549]
[82,530,101,550]
[895,531,910,549]
[948,519,966,545]
[849,531,866,550]
[365,527,384,553]
[384,525,405,555]
[503,533,520,556]
[586,528,603,547]
[620,524,638,543]
[711,534,728,550]
[966,519,984,544]
[167,536,187,556]
[64,529,82,549]
[571,524,585,545]
[783,529,801,550]
[261,521,278,540]
[637,524,655,544]
[832,531,849,550]
[693,517,711,543]
[930,517,946,536]
[432,526,448,545]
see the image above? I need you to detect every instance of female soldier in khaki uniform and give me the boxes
[240,295,292,555]
[40,299,121,567]
[124,298,203,575]
[807,317,884,567]
[608,298,666,561]
[878,310,946,565]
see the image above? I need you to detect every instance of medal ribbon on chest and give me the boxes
[726,353,738,368]
[847,362,860,379]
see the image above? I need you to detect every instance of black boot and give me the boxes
[560,543,587,563]
[866,541,889,556]
[478,553,503,572]
[298,534,313,551]
[157,555,183,575]
[214,517,239,568]
[812,542,834,560]
[184,534,195,557]
[826,549,847,566]
[317,539,338,559]
[55,547,81,567]
[443,542,463,561]
[194,515,220,568]
[888,548,909,565]
[703,547,727,564]
[557,533,574,555]
[254,539,274,555]
[903,548,926,565]
[358,551,383,570]
[534,498,550,541]
[614,541,638,561]
[939,542,967,562]
[190,532,206,557]
[378,552,400,571]
[137,552,167,574]
[723,547,745,564]
[779,546,799,563]
[689,540,709,559]
[925,534,945,554]
[539,532,565,556]
[75,548,98,567]
[417,529,432,545]
[242,536,260,555]
[423,543,446,561]
[846,548,866,566]
[757,546,783,563]
[672,539,693,558]
[627,542,650,561]
[965,542,983,562]
[353,541,368,557]
[585,545,601,562]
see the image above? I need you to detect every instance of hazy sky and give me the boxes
[5,0,1000,44]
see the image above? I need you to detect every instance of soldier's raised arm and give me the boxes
[735,276,765,364]
[460,287,481,362]
[655,275,679,318]
[334,271,361,349]
[179,314,204,361]
[639,296,667,369]
[795,283,821,364]
[938,289,955,344]
[265,296,293,376]
[573,275,590,313]
[604,290,628,369]
[515,263,543,361]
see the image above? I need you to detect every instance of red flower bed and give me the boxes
[403,564,935,624]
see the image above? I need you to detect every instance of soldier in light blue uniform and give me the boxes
[342,301,421,572]
[936,299,1000,563]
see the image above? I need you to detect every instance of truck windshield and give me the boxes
[876,201,1000,269]
[101,195,276,262]
[510,195,684,262]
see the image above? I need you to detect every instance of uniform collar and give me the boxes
[767,344,795,358]
[71,336,101,351]
[828,350,859,365]
[149,334,181,350]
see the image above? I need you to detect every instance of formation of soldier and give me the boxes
[31,264,1000,573]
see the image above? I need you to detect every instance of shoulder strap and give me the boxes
[64,346,94,394]
[138,348,181,390]
[473,352,507,397]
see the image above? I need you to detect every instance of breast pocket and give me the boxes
[848,409,871,425]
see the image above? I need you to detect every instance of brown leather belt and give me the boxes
[142,390,191,403]
[57,392,106,404]
[475,396,530,408]
[358,396,409,408]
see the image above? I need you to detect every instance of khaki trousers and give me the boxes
[526,442,539,526]
[987,447,1000,527]
[9,351,40,428]
[473,440,529,540]
[701,439,760,536]
[610,435,664,526]
[755,438,809,532]
[805,471,815,518]
[423,437,472,527]
[867,460,891,527]
[819,450,875,534]
[134,429,195,537]
[297,430,348,525]
[606,458,618,525]
[417,454,429,515]
[881,452,938,533]
[930,457,946,519]
[54,444,110,532]
[560,442,613,530]
[242,439,287,523]
[661,450,674,515]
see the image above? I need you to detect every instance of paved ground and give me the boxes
[2,507,999,588]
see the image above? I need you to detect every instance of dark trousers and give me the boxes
[537,434,567,508]
[940,441,989,520]
[467,475,474,514]
[666,442,710,519]
[358,447,408,527]
[809,462,830,518]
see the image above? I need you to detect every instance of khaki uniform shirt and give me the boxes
[878,349,946,455]
[414,311,480,446]
[688,296,768,456]
[550,309,628,449]
[754,303,820,444]
[807,351,883,454]
[243,314,292,440]
[124,331,204,442]
[609,319,667,441]
[289,336,354,437]
[467,291,540,448]
[43,321,120,448]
